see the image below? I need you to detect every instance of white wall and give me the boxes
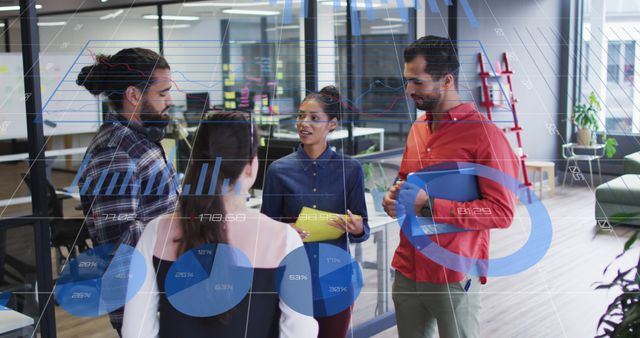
[457,0,565,163]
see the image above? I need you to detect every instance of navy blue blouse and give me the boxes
[261,145,370,251]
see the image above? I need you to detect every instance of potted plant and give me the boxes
[602,133,619,159]
[573,92,602,146]
[595,227,640,337]
[363,161,390,215]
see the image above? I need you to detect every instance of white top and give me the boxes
[122,212,318,338]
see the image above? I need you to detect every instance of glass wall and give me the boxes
[162,1,303,117]
[0,2,418,335]
[581,0,640,134]
[317,0,415,328]
[0,6,161,336]
[335,2,416,153]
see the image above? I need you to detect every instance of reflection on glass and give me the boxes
[337,7,415,153]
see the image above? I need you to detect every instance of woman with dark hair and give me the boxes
[122,112,317,338]
[261,86,370,338]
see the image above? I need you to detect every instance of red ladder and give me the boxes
[478,52,533,197]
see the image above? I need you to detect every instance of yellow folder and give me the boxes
[295,207,361,243]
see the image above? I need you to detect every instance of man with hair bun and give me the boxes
[75,48,178,336]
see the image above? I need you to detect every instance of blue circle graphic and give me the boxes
[164,243,253,317]
[55,243,146,317]
[396,162,553,277]
[277,243,363,317]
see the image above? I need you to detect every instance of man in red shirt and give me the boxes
[382,36,519,338]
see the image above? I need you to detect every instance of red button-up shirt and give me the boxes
[391,103,519,284]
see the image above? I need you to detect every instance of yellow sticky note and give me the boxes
[277,60,283,69]
[262,98,269,106]
[295,207,361,242]
[224,79,235,86]
[223,64,229,71]
[228,74,235,81]
[260,136,266,147]
[225,101,237,109]
[229,64,234,71]
[0,65,8,74]
[160,139,177,171]
[272,105,279,114]
[276,72,284,80]
[277,86,284,95]
[224,92,236,100]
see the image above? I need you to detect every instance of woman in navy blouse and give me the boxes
[261,86,370,338]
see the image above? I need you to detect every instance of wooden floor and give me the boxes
[362,182,640,338]
[1,162,637,337]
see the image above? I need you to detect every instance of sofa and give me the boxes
[594,151,640,226]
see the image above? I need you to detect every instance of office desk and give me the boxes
[272,127,386,151]
[0,147,87,163]
[0,309,34,337]
[0,148,87,207]
[354,193,396,316]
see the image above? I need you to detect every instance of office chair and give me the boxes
[22,173,91,273]
[0,220,37,315]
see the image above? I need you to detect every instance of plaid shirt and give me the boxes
[78,117,179,332]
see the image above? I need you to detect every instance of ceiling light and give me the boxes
[38,21,67,27]
[265,25,300,31]
[142,15,200,21]
[383,18,406,22]
[100,9,123,20]
[320,1,381,8]
[374,30,400,34]
[222,9,280,16]
[184,2,270,7]
[370,24,404,29]
[0,4,42,11]
[230,40,258,45]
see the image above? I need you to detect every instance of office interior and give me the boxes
[0,0,639,337]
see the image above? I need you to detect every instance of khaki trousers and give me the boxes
[392,271,481,338]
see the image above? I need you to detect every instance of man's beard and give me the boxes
[139,102,170,129]
[414,89,442,112]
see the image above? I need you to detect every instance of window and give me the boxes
[607,42,620,83]
[580,0,640,134]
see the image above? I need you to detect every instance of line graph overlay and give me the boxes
[42,39,512,126]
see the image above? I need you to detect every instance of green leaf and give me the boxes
[625,232,640,251]
[596,227,640,336]
[363,163,373,180]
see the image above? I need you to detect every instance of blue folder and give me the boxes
[405,166,481,236]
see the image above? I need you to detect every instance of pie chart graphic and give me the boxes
[164,243,253,317]
[55,243,146,317]
[277,243,362,317]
